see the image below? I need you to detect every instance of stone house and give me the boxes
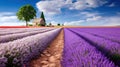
[33,18,46,26]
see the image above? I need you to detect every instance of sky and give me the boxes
[0,0,120,26]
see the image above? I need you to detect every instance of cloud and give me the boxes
[0,16,17,22]
[0,12,26,26]
[0,22,25,26]
[35,0,119,26]
[69,1,87,10]
[108,3,115,7]
[69,0,107,10]
[81,12,98,17]
[36,0,107,15]
[86,16,102,21]
[64,15,120,26]
[0,12,15,16]
[50,21,59,25]
[117,12,120,15]
[64,20,85,26]
[36,0,65,15]
[103,16,120,26]
[86,0,107,7]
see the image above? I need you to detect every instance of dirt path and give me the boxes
[30,30,64,67]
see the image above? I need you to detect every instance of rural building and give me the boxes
[33,12,46,26]
[33,18,45,26]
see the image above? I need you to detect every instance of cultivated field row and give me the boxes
[0,28,61,67]
[62,28,120,67]
[0,27,120,67]
[0,28,55,43]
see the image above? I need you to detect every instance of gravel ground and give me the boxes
[30,30,64,67]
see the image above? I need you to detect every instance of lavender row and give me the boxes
[0,28,61,67]
[0,28,43,36]
[0,28,46,32]
[0,28,54,36]
[75,28,120,37]
[85,30,120,43]
[69,28,120,55]
[0,28,32,32]
[75,28,120,43]
[0,28,22,32]
[69,28,120,66]
[0,28,54,43]
[62,28,116,67]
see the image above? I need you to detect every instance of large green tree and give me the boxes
[16,4,36,26]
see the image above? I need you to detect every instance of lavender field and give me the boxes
[62,27,120,67]
[0,27,120,67]
[1,0,120,67]
[0,28,61,67]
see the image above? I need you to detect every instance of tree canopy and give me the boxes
[57,23,60,26]
[16,4,36,26]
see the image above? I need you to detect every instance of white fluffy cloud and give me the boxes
[0,12,15,16]
[69,1,86,10]
[36,0,107,15]
[103,16,120,26]
[50,21,59,25]
[0,16,17,22]
[86,0,107,7]
[0,12,26,26]
[36,0,65,15]
[70,0,107,10]
[86,16,102,21]
[64,12,120,26]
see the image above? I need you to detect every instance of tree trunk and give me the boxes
[26,21,28,26]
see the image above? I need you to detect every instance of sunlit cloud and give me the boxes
[36,0,107,15]
[0,12,26,26]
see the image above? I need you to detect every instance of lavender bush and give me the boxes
[0,28,61,67]
[0,28,54,43]
[74,28,120,43]
[68,28,120,66]
[62,28,116,67]
[0,28,55,36]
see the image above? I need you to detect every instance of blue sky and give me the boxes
[0,0,120,26]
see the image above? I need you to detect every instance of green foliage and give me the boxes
[41,24,46,26]
[38,24,41,26]
[40,12,46,22]
[111,53,120,61]
[49,23,52,26]
[62,24,64,26]
[4,51,22,67]
[16,4,36,26]
[57,23,60,26]
[28,24,33,26]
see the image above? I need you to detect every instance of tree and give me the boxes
[16,4,36,26]
[40,12,46,22]
[40,12,46,26]
[49,23,52,26]
[57,23,60,26]
[62,24,64,26]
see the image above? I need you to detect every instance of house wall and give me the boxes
[33,18,46,26]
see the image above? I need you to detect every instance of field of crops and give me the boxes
[62,28,120,67]
[0,27,120,67]
[0,28,61,67]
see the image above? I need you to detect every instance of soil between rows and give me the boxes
[30,30,64,67]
